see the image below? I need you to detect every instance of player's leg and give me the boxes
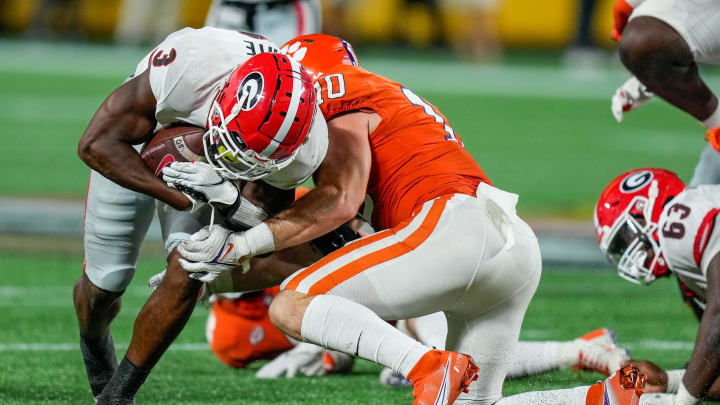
[445,268,540,404]
[690,144,720,187]
[271,191,523,401]
[619,1,720,128]
[96,203,211,404]
[254,0,322,44]
[204,0,252,31]
[96,249,202,405]
[74,170,155,398]
[405,312,628,378]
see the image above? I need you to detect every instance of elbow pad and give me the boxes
[310,223,362,256]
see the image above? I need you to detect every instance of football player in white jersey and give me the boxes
[75,27,326,404]
[205,0,321,45]
[595,168,720,405]
[610,0,720,186]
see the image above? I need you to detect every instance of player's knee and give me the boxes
[73,274,123,335]
[165,256,200,290]
[268,291,297,332]
[619,17,692,76]
[269,290,313,339]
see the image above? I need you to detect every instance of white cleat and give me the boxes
[573,328,631,376]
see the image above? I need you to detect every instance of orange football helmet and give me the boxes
[280,34,359,81]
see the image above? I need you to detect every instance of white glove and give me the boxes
[147,268,215,307]
[148,269,165,290]
[256,343,328,379]
[611,76,654,122]
[177,225,249,282]
[162,161,238,210]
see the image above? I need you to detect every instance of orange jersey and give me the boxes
[316,65,490,230]
[207,287,294,368]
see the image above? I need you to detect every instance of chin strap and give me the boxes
[644,180,659,229]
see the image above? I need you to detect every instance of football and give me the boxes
[140,125,206,176]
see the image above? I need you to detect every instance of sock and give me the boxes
[96,356,150,405]
[79,332,118,397]
[493,386,589,405]
[702,104,720,129]
[300,294,431,377]
[505,341,578,378]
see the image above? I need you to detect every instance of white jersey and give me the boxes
[131,26,328,189]
[659,185,720,301]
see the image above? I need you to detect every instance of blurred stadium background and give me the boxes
[0,0,711,403]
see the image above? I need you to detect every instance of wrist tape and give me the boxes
[225,197,269,231]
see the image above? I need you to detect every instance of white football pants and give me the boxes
[283,183,542,403]
[205,0,321,46]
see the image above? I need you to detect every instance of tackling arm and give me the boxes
[263,111,374,251]
[77,70,191,210]
[683,253,720,401]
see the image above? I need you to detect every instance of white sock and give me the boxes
[702,104,720,129]
[300,294,431,377]
[494,386,589,405]
[505,341,578,378]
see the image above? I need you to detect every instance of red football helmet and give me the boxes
[280,34,359,81]
[204,52,317,180]
[594,168,686,284]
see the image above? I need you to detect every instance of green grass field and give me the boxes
[0,248,702,404]
[0,40,714,403]
[1,40,713,218]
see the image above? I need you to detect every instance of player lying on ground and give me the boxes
[610,0,720,184]
[167,34,647,405]
[205,289,629,382]
[595,168,720,405]
[76,26,327,404]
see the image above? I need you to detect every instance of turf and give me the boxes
[0,40,709,218]
[0,250,702,404]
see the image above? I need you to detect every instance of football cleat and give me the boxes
[407,350,479,405]
[574,328,631,376]
[321,350,355,374]
[585,365,646,405]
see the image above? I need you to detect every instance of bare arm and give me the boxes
[264,111,374,251]
[684,252,720,399]
[77,70,191,210]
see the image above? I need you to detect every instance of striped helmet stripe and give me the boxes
[260,57,304,158]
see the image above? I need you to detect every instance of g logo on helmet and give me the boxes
[237,72,264,111]
[620,170,653,193]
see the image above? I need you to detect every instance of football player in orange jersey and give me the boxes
[167,35,646,404]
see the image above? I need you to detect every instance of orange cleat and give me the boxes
[585,365,646,405]
[407,350,479,405]
[705,126,720,152]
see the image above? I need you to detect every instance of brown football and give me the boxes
[140,126,206,177]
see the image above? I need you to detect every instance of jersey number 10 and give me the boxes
[315,73,462,145]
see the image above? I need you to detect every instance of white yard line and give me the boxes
[0,340,693,352]
[0,342,209,352]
